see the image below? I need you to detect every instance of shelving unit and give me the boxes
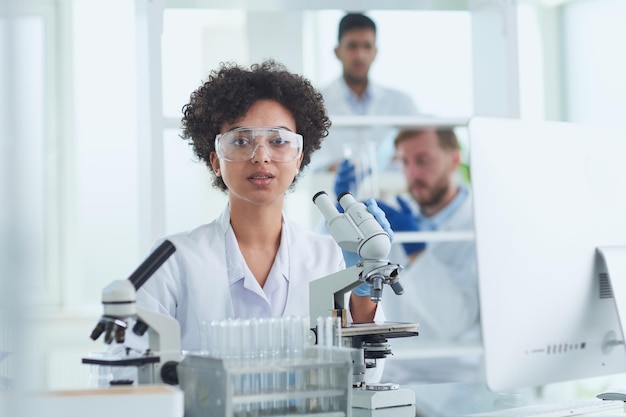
[329,115,470,128]
[141,0,520,247]
[299,114,475,242]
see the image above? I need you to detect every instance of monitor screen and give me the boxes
[469,117,626,392]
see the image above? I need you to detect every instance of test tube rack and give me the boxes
[178,346,354,417]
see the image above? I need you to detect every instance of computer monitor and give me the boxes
[469,117,626,392]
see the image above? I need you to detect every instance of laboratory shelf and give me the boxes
[329,115,469,128]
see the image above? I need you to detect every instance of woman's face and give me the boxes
[210,99,302,208]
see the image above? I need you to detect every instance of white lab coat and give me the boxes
[311,77,419,172]
[135,207,385,352]
[383,189,480,342]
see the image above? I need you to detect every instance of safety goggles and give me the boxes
[215,127,303,163]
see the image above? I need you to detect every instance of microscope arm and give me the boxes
[309,265,363,328]
[135,306,181,361]
[90,240,179,351]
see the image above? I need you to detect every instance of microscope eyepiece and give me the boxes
[128,240,176,290]
[337,191,351,202]
[312,190,328,203]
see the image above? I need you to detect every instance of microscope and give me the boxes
[311,191,419,413]
[83,240,181,386]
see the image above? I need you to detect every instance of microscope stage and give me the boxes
[82,355,160,367]
[342,321,419,338]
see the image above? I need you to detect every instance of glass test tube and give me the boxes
[200,320,209,355]
[286,317,303,413]
[270,317,286,413]
[244,318,260,417]
[257,318,273,413]
[229,319,245,417]
[208,320,224,359]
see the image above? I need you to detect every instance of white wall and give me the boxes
[310,10,473,118]
[70,0,142,308]
[562,0,626,123]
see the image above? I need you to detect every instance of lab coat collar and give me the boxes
[216,205,244,286]
[216,203,231,234]
[338,77,373,115]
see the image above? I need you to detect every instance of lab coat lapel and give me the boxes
[281,219,309,316]
[206,207,235,318]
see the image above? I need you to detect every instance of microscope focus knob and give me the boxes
[133,319,149,336]
[161,361,179,385]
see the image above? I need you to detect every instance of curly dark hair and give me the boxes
[180,59,331,192]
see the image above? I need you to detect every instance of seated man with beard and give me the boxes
[334,128,481,384]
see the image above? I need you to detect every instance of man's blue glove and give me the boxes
[334,159,357,200]
[349,199,394,296]
[375,196,426,257]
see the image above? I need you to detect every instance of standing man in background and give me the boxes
[335,127,481,383]
[311,12,420,174]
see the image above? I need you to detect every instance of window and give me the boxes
[1,3,60,306]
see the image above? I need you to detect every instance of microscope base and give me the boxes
[353,404,416,417]
[352,386,415,410]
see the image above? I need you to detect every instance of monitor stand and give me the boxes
[597,246,626,348]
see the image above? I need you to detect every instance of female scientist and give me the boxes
[135,60,385,351]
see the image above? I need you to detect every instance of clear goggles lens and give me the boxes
[215,127,303,163]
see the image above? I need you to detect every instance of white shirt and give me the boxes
[225,219,290,318]
[311,77,419,172]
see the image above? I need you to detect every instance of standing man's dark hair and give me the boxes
[333,12,378,94]
[338,13,376,42]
